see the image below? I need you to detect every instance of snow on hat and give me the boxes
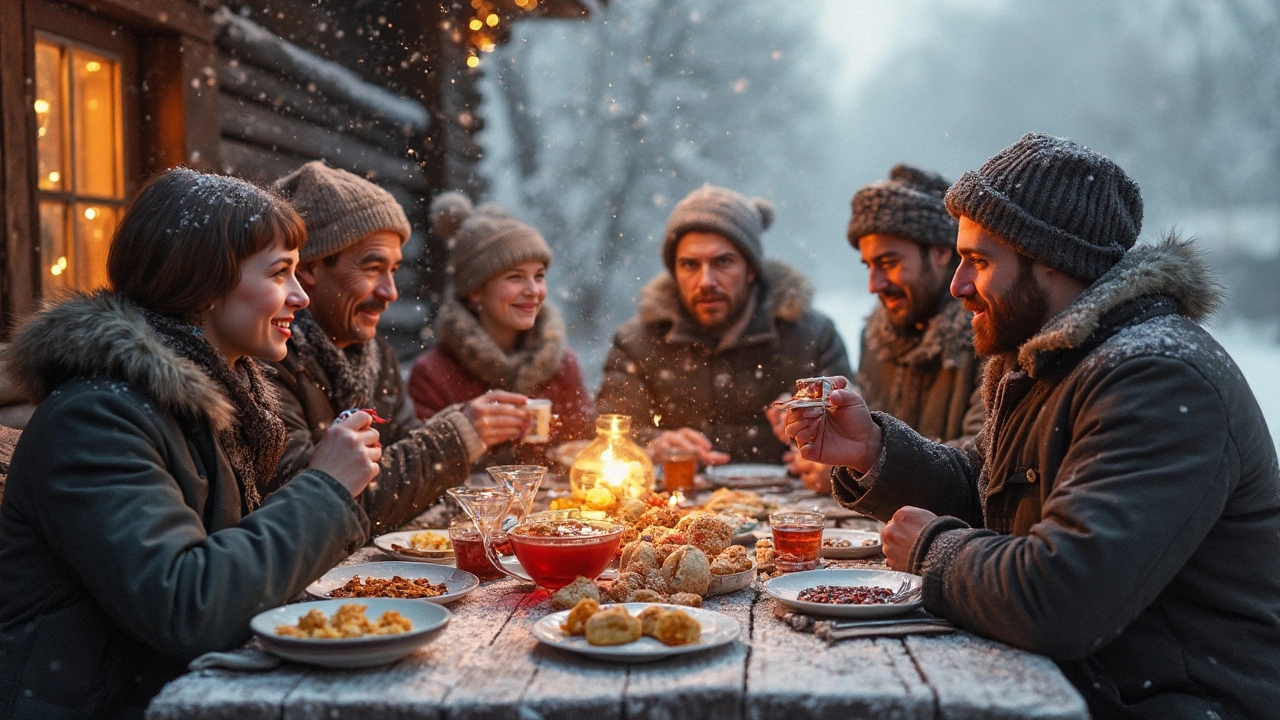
[945,132,1143,283]
[430,191,552,300]
[663,185,774,275]
[847,164,958,250]
[272,161,411,262]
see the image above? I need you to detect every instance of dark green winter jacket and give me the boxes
[834,238,1280,720]
[0,292,369,720]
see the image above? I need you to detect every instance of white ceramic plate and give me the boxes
[706,560,756,596]
[763,569,922,618]
[252,598,451,668]
[531,603,739,662]
[306,562,478,604]
[705,464,789,489]
[374,530,455,563]
[820,529,882,559]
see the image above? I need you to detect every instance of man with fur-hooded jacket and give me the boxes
[847,164,984,451]
[268,162,510,533]
[785,133,1280,720]
[598,185,852,465]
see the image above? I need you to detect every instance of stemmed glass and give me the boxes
[446,485,535,584]
[486,465,546,523]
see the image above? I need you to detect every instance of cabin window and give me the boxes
[34,34,126,293]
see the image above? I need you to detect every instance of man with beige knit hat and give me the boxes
[597,184,852,465]
[265,161,516,533]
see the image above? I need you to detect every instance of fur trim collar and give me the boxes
[636,259,813,344]
[2,291,235,431]
[864,294,973,370]
[435,299,568,394]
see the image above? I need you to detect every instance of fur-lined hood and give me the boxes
[434,298,568,394]
[864,294,973,370]
[2,291,235,432]
[1002,234,1222,381]
[637,259,813,346]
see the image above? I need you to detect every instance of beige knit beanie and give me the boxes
[430,191,552,300]
[272,161,411,262]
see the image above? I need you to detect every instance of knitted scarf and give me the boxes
[142,309,287,511]
[289,309,382,412]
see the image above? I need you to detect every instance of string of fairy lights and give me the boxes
[461,0,539,68]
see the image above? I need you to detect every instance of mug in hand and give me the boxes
[523,399,552,444]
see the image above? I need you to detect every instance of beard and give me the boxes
[881,263,947,331]
[964,260,1049,356]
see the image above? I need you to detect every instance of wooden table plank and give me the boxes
[904,634,1087,720]
[746,596,934,720]
[147,665,310,720]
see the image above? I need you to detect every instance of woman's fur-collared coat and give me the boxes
[0,292,368,720]
[598,260,853,462]
[857,293,984,447]
[408,300,594,467]
[834,238,1280,720]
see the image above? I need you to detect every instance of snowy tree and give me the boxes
[477,0,827,357]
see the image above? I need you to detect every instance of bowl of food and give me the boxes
[506,518,626,591]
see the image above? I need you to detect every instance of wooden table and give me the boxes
[147,481,1088,720]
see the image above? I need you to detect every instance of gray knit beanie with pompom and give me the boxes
[847,164,958,250]
[663,185,774,275]
[944,132,1143,283]
[430,191,552,300]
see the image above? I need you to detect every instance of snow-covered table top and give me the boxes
[148,545,1086,720]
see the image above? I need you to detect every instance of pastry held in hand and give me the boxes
[772,377,836,410]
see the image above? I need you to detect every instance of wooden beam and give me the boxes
[212,7,429,135]
[56,0,214,42]
[0,0,37,330]
[219,101,427,191]
[218,58,411,157]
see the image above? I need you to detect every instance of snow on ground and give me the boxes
[814,289,1280,454]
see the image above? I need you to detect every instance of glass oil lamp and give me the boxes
[569,414,654,511]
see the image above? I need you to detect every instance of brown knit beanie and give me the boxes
[663,185,774,275]
[944,132,1143,283]
[272,161,411,262]
[847,164,958,250]
[430,191,552,300]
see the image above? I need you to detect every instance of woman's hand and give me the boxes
[783,376,883,473]
[310,411,382,497]
[648,428,731,466]
[464,390,533,448]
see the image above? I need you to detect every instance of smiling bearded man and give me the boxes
[265,162,492,533]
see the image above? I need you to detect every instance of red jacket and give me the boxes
[408,301,595,465]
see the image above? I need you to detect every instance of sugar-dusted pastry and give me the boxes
[653,608,701,646]
[625,588,666,603]
[667,592,703,608]
[551,576,602,610]
[559,597,601,636]
[584,606,642,646]
[662,545,711,596]
[684,514,733,559]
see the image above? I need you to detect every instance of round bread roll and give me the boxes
[661,545,711,596]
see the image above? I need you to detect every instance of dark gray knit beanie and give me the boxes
[272,161,411,262]
[430,191,552,300]
[944,132,1143,283]
[847,164,958,250]
[663,185,774,275]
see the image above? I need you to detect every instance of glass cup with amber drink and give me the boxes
[449,516,511,582]
[659,448,699,494]
[770,510,825,572]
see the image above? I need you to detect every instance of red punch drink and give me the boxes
[770,511,824,572]
[507,519,624,590]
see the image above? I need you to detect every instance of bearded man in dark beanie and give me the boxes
[266,162,526,533]
[847,164,985,450]
[786,133,1280,720]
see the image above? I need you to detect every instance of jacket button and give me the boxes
[1026,469,1038,482]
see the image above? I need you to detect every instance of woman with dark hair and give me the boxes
[0,168,381,719]
[408,193,593,468]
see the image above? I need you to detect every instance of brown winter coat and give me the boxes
[265,335,481,535]
[0,292,368,719]
[598,260,852,463]
[857,293,984,447]
[408,300,594,468]
[833,238,1280,720]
